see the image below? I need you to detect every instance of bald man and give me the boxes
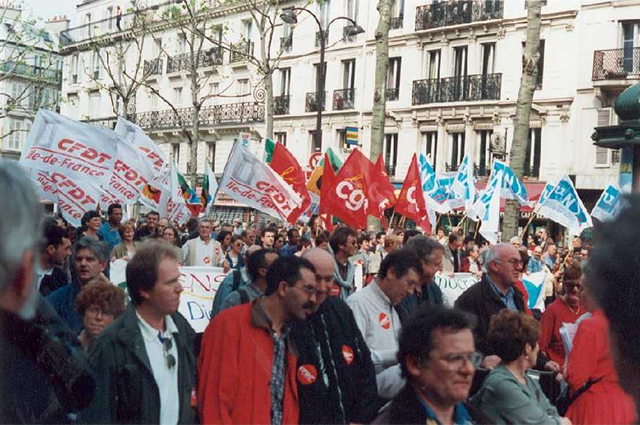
[291,248,379,425]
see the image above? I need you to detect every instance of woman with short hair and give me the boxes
[76,277,126,352]
[111,222,137,260]
[471,310,570,425]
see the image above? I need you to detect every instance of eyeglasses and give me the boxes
[86,306,114,317]
[424,352,483,370]
[158,333,176,369]
[564,280,583,290]
[292,285,317,296]
[497,258,523,267]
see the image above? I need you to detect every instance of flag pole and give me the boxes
[454,214,468,232]
[447,212,453,228]
[389,211,396,229]
[474,220,481,240]
[519,211,538,240]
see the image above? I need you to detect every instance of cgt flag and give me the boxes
[366,155,397,222]
[395,154,432,234]
[219,143,302,222]
[269,142,311,224]
[536,175,593,236]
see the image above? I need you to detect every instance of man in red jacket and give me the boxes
[198,256,317,424]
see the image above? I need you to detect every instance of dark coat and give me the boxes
[292,296,379,425]
[374,384,491,425]
[454,274,526,355]
[395,281,444,324]
[46,280,82,334]
[39,267,69,297]
[82,304,198,424]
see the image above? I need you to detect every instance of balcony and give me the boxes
[315,30,329,48]
[305,91,326,112]
[412,73,502,105]
[386,87,399,101]
[280,35,293,52]
[132,101,264,130]
[333,88,355,110]
[82,116,118,129]
[0,62,62,84]
[230,42,254,63]
[274,95,290,115]
[592,47,640,97]
[390,16,404,30]
[415,0,503,31]
[167,49,223,73]
[144,58,163,76]
[60,0,176,48]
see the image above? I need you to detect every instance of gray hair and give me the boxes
[483,243,511,273]
[0,161,44,292]
[73,237,110,264]
[405,235,444,262]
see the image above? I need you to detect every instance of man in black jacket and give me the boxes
[84,241,198,424]
[292,248,379,425]
[38,224,71,296]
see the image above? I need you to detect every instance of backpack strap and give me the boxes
[231,270,241,292]
[238,287,250,305]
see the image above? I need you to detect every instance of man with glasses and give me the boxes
[199,256,317,424]
[374,305,488,424]
[85,241,198,424]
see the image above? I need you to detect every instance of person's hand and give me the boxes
[482,355,501,369]
[555,373,564,383]
[544,360,560,372]
[560,417,572,425]
[222,261,231,273]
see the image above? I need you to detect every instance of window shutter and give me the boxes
[595,108,611,166]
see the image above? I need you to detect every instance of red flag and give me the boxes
[320,149,373,229]
[269,142,311,224]
[367,155,397,221]
[395,154,432,234]
[319,153,336,232]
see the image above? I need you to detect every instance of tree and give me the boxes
[502,0,542,240]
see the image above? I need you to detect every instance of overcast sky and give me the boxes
[21,0,78,25]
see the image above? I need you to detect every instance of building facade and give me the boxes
[59,0,632,212]
[0,7,66,160]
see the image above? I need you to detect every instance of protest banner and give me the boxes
[469,168,504,244]
[104,140,156,206]
[536,175,593,235]
[451,155,477,212]
[218,143,303,222]
[522,271,547,312]
[418,153,452,213]
[591,181,622,222]
[110,259,228,333]
[48,171,102,227]
[20,110,118,187]
[492,160,530,205]
[29,168,59,203]
[434,273,480,306]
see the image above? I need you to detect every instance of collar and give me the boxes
[36,265,54,276]
[135,310,179,343]
[418,397,472,425]
[486,273,513,298]
[370,280,393,307]
[250,298,291,337]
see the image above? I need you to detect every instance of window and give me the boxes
[171,144,180,164]
[319,0,331,29]
[524,128,541,177]
[149,91,158,110]
[207,142,216,173]
[89,91,100,118]
[7,119,22,151]
[153,38,162,57]
[92,52,100,79]
[595,109,612,167]
[173,87,183,106]
[449,132,465,171]
[453,46,468,78]
[482,43,496,75]
[384,133,399,176]
[208,83,219,104]
[622,22,640,72]
[11,83,24,104]
[426,50,441,79]
[178,34,186,53]
[522,40,545,87]
[244,20,253,41]
[423,131,438,169]
[388,57,402,90]
[280,68,291,96]
[310,131,322,154]
[275,131,288,148]
[342,59,356,90]
[71,55,79,83]
[237,79,249,96]
[477,130,493,176]
[347,0,359,21]
[391,0,404,18]
[105,7,114,30]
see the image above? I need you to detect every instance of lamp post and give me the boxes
[281,9,364,152]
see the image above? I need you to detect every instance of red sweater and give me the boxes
[198,302,299,424]
[539,298,584,369]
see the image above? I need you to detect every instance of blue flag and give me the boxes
[536,175,593,235]
[591,181,622,222]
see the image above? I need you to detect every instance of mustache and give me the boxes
[302,301,316,310]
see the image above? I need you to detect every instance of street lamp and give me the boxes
[280,8,364,153]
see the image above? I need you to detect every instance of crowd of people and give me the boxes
[1,159,639,425]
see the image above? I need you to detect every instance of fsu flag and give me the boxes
[269,142,311,224]
[319,149,373,230]
[395,154,432,234]
[306,148,343,195]
[367,155,397,221]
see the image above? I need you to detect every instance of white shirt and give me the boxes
[182,237,216,266]
[346,280,405,399]
[136,311,180,425]
[35,266,53,290]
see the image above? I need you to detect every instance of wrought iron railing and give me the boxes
[230,42,254,63]
[305,91,326,112]
[592,47,640,80]
[386,87,399,101]
[82,116,118,129]
[390,16,404,30]
[280,35,293,52]
[167,49,223,73]
[0,62,62,84]
[412,73,502,105]
[415,0,503,31]
[144,58,163,76]
[131,101,264,130]
[474,163,490,177]
[315,30,329,48]
[523,165,540,179]
[333,88,355,110]
[274,95,290,115]
[60,0,179,47]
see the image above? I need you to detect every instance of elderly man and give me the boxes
[527,245,545,273]
[455,244,558,372]
[85,241,198,424]
[182,218,224,268]
[0,161,94,422]
[347,249,423,400]
[374,306,487,425]
[293,248,379,425]
[47,237,110,333]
